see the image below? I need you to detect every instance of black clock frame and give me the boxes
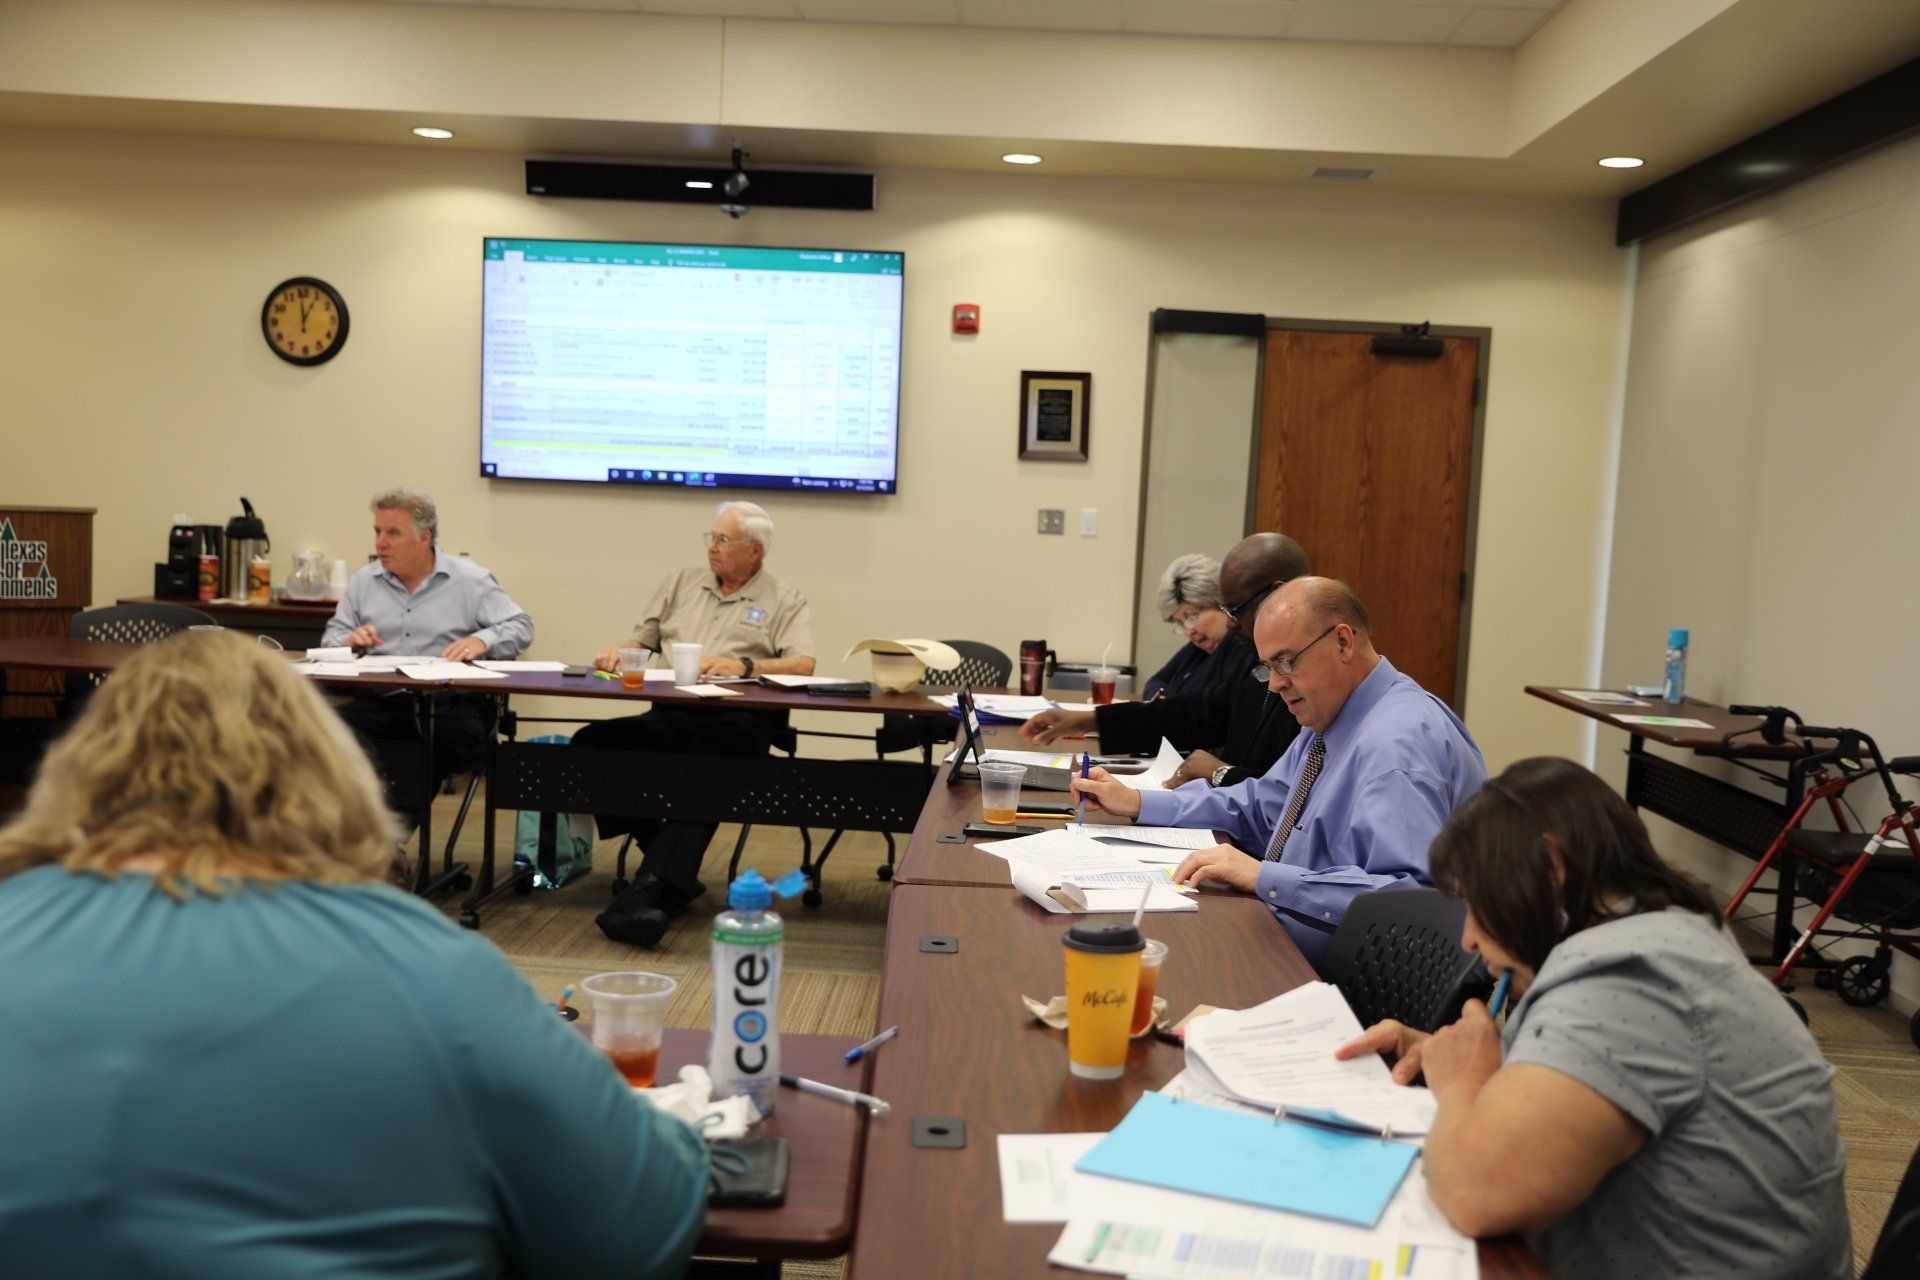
[261,276,349,366]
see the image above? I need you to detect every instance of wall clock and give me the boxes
[261,277,349,365]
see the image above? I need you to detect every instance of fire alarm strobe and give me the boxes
[952,303,980,334]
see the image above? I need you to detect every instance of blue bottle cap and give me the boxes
[727,869,809,910]
[1667,628,1689,646]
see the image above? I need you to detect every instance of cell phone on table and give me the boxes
[1015,802,1075,817]
[708,1136,789,1207]
[561,664,594,677]
[963,821,1046,839]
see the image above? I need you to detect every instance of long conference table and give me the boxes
[0,638,1546,1276]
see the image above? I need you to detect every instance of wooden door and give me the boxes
[1254,329,1480,708]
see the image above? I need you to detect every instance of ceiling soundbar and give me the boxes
[525,160,875,211]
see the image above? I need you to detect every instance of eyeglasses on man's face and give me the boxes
[1250,624,1338,681]
[1220,579,1286,625]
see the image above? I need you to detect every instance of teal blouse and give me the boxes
[0,865,707,1279]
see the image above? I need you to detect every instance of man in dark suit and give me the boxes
[1020,532,1309,788]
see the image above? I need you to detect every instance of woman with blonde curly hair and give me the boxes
[0,630,706,1279]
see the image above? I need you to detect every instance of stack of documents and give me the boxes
[998,1121,1477,1279]
[1179,982,1438,1137]
[976,827,1201,913]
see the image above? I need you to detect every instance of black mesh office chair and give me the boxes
[56,602,216,711]
[874,640,1014,763]
[1321,887,1491,1033]
[1864,1137,1920,1280]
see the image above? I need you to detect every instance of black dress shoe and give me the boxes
[596,896,670,948]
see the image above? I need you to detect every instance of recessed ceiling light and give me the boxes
[1001,153,1043,166]
[685,180,715,190]
[411,127,455,140]
[1597,156,1644,169]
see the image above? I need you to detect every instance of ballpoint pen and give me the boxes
[779,1074,891,1115]
[1077,751,1090,828]
[844,1024,899,1062]
[1487,969,1514,1020]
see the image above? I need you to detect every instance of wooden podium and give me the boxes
[0,505,93,718]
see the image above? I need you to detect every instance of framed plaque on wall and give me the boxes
[1018,370,1091,462]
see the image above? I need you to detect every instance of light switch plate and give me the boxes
[1038,508,1065,535]
[1080,507,1099,536]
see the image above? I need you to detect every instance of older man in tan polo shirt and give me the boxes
[578,500,816,947]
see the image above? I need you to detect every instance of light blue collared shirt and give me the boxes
[1136,656,1485,966]
[322,548,533,658]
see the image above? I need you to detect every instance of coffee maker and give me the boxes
[153,514,198,599]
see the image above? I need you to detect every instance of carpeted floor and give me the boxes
[426,800,1916,1275]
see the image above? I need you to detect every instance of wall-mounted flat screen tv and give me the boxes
[481,237,904,494]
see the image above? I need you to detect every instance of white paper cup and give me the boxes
[671,642,703,685]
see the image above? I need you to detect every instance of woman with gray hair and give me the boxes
[1142,551,1253,700]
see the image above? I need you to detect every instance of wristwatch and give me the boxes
[1210,763,1234,788]
[741,655,755,678]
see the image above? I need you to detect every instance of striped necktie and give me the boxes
[1263,735,1326,862]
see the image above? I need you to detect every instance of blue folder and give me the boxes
[1073,1092,1417,1228]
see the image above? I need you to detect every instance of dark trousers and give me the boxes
[333,692,494,822]
[569,705,778,899]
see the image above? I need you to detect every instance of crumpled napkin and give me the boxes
[631,1064,762,1140]
[1023,993,1168,1039]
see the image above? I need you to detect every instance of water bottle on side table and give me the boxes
[710,869,807,1116]
[1662,628,1689,704]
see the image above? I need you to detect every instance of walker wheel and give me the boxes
[803,887,824,909]
[448,872,473,893]
[1836,955,1891,1007]
[876,864,894,882]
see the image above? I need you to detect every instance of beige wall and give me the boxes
[1602,129,1920,1009]
[1,122,1625,766]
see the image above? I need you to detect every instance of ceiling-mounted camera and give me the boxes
[720,146,750,218]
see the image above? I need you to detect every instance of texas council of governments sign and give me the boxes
[0,518,59,601]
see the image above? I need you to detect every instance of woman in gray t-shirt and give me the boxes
[1338,757,1851,1280]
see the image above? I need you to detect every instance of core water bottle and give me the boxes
[709,869,805,1115]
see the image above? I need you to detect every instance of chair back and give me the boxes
[69,602,215,644]
[1864,1137,1920,1280]
[1322,887,1490,1033]
[920,640,1013,691]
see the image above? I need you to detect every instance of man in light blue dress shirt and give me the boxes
[323,487,534,803]
[1072,577,1484,966]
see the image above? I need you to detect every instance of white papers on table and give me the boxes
[677,683,744,698]
[998,1133,1104,1223]
[1613,713,1714,729]
[972,694,1057,717]
[1044,1161,1478,1279]
[975,827,1159,874]
[473,659,567,673]
[299,662,360,678]
[1181,982,1437,1137]
[305,647,355,663]
[1109,738,1184,792]
[1555,689,1648,707]
[642,668,677,681]
[975,748,1078,769]
[397,659,508,681]
[1085,825,1216,854]
[1009,863,1197,914]
[761,674,848,688]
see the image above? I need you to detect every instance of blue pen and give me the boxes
[1487,970,1513,1020]
[1077,751,1090,828]
[844,1024,899,1062]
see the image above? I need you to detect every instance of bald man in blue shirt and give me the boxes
[1072,577,1485,966]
